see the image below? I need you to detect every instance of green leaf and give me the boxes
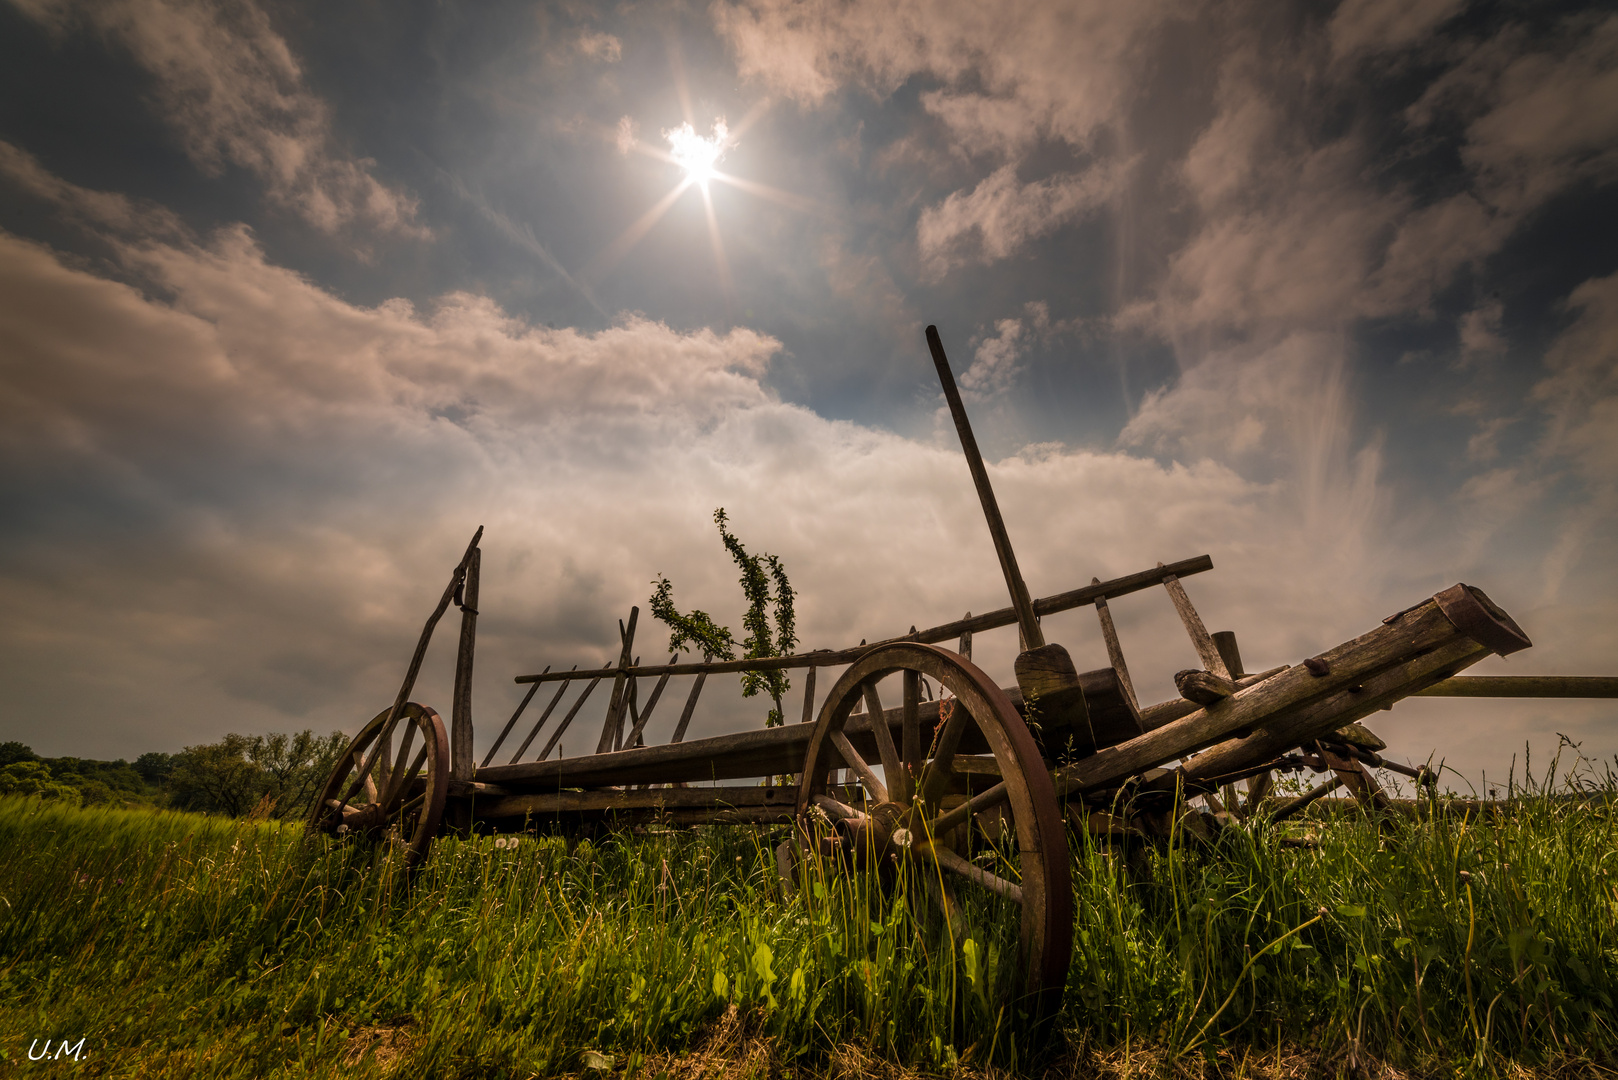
[1336,904,1367,918]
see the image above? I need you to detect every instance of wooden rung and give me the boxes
[1158,563,1230,680]
[1091,579,1137,711]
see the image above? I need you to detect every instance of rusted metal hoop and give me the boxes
[308,702,450,869]
[795,642,1072,1028]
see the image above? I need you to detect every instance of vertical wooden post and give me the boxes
[451,546,480,781]
[596,607,639,754]
[958,613,972,660]
[926,326,1044,651]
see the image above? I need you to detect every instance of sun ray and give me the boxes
[708,171,823,215]
[699,181,733,299]
[581,175,696,287]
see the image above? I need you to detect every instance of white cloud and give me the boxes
[11,0,425,245]
[576,30,622,62]
[916,162,1126,277]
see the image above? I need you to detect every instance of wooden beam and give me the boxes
[451,545,481,781]
[514,555,1216,684]
[1415,676,1618,697]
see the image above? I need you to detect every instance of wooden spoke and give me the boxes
[308,702,449,869]
[919,841,1024,905]
[796,641,1070,1031]
[812,793,869,823]
[831,730,888,804]
[384,721,419,803]
[862,679,906,802]
[902,670,922,779]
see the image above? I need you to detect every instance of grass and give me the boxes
[0,761,1615,1079]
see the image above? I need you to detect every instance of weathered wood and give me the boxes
[1053,587,1519,801]
[670,669,707,744]
[1014,643,1091,735]
[483,666,546,768]
[535,664,610,761]
[831,729,888,802]
[347,527,482,807]
[863,679,906,802]
[616,670,639,752]
[1093,583,1136,710]
[800,666,817,723]
[474,782,842,819]
[451,545,481,781]
[1317,740,1390,813]
[1137,665,1289,728]
[625,656,677,748]
[1175,668,1236,706]
[1166,636,1487,794]
[1159,563,1229,680]
[514,556,1215,684]
[926,324,1044,651]
[902,669,922,783]
[597,608,640,755]
[1415,676,1618,697]
[1212,631,1245,679]
[958,613,972,661]
[507,670,574,764]
[1271,776,1343,822]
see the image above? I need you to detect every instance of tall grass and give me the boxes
[0,764,1614,1077]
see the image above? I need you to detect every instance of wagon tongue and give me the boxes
[925,325,1092,742]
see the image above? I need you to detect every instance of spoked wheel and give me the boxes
[795,642,1072,1031]
[307,702,450,869]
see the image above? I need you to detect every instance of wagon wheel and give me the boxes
[307,702,450,869]
[795,642,1072,1030]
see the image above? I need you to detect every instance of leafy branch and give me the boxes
[649,508,799,727]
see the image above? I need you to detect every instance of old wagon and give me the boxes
[308,326,1618,1029]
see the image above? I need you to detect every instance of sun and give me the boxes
[665,119,728,184]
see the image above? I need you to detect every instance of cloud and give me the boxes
[1327,0,1465,64]
[576,30,622,62]
[916,162,1126,277]
[615,115,638,155]
[1408,14,1618,216]
[0,214,1454,766]
[11,0,425,244]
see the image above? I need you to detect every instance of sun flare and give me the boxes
[665,119,728,183]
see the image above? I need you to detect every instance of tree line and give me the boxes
[0,730,347,818]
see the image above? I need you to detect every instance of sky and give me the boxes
[0,0,1613,791]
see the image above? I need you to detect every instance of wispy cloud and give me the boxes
[12,0,426,247]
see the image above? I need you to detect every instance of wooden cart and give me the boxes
[308,327,1618,1030]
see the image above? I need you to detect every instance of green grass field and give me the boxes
[1,773,1615,1079]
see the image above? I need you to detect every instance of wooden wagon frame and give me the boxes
[309,326,1618,1029]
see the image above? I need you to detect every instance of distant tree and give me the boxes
[0,760,77,800]
[167,735,262,817]
[245,731,347,817]
[134,752,174,786]
[650,508,798,727]
[167,730,346,818]
[0,742,37,768]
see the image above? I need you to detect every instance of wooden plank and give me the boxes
[926,324,1044,651]
[1163,636,1488,794]
[1415,676,1618,697]
[799,666,817,724]
[1159,563,1229,680]
[513,555,1216,684]
[1052,594,1492,800]
[958,613,972,661]
[476,782,812,818]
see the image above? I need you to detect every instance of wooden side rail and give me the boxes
[513,554,1215,685]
